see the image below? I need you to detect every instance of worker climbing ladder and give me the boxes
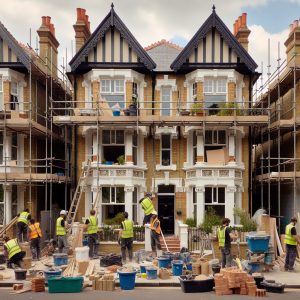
[66,159,92,233]
[0,216,18,239]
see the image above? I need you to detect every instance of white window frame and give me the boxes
[11,81,18,96]
[205,130,226,146]
[192,131,197,165]
[205,186,225,205]
[204,78,227,95]
[192,82,197,102]
[100,79,125,94]
[132,82,138,99]
[160,86,172,116]
[11,132,18,162]
[161,134,171,166]
[101,186,125,204]
[102,130,124,145]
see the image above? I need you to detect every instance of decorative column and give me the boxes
[225,186,236,222]
[124,186,134,220]
[196,130,204,164]
[179,223,189,249]
[4,133,12,162]
[195,186,205,226]
[125,130,133,165]
[145,224,152,251]
[92,131,101,162]
[185,186,193,219]
[4,185,12,224]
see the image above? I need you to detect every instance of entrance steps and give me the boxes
[159,236,181,252]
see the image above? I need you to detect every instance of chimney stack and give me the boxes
[37,16,59,76]
[233,13,251,52]
[73,8,91,53]
[284,19,300,67]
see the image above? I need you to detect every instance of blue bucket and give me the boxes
[248,262,260,273]
[186,263,192,271]
[172,260,183,276]
[158,256,171,269]
[140,265,147,274]
[53,254,68,266]
[113,111,120,116]
[146,267,158,280]
[43,269,62,283]
[118,271,137,290]
[264,253,273,265]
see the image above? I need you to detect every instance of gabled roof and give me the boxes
[145,39,182,72]
[171,6,258,72]
[69,4,156,72]
[0,21,31,70]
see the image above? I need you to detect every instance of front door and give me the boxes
[158,195,174,235]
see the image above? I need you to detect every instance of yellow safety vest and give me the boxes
[29,222,42,240]
[17,211,29,225]
[87,216,98,234]
[284,223,297,246]
[121,220,134,238]
[217,226,227,247]
[56,217,66,236]
[141,197,155,216]
[5,238,22,259]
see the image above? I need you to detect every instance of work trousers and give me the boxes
[7,251,26,268]
[88,233,98,258]
[57,235,68,254]
[17,222,28,242]
[220,246,232,268]
[120,238,133,262]
[285,244,297,271]
[143,214,153,225]
[30,237,41,260]
[150,231,161,252]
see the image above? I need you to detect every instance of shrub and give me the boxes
[233,208,257,232]
[104,212,125,225]
[185,218,196,227]
[199,207,222,233]
[217,102,241,116]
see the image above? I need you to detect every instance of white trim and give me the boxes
[152,177,183,192]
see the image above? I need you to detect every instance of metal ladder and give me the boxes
[0,216,18,239]
[66,159,92,232]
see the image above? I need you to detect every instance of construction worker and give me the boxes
[3,236,25,268]
[139,192,155,225]
[56,210,68,253]
[217,218,238,268]
[85,209,98,258]
[28,219,42,260]
[119,211,134,263]
[150,211,162,257]
[16,208,31,242]
[284,217,300,271]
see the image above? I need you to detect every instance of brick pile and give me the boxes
[31,278,45,292]
[214,267,266,297]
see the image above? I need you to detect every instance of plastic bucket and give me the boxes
[146,267,158,280]
[113,111,120,116]
[212,264,221,274]
[140,265,147,274]
[53,253,68,266]
[15,269,27,280]
[186,263,192,271]
[118,271,137,290]
[248,262,260,273]
[172,260,183,276]
[43,269,62,283]
[158,256,171,269]
[75,247,89,261]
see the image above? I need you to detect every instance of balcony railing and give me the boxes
[97,225,145,242]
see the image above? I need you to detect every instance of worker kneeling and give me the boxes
[3,236,25,269]
[150,211,162,257]
[119,212,134,263]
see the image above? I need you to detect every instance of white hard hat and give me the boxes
[60,210,67,215]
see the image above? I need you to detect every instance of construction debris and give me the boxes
[92,274,115,291]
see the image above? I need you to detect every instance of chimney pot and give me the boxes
[46,16,51,27]
[294,20,299,29]
[238,16,242,29]
[290,24,294,33]
[235,20,238,34]
[76,8,82,21]
[42,16,47,26]
[242,13,247,27]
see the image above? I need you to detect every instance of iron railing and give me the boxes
[98,226,145,242]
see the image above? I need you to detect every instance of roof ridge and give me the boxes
[144,39,183,51]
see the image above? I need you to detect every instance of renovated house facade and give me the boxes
[53,4,268,234]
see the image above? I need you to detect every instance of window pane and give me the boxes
[115,130,124,144]
[102,187,110,203]
[0,132,3,144]
[205,187,212,204]
[133,188,138,204]
[102,130,110,144]
[133,204,137,223]
[213,131,218,144]
[213,187,217,203]
[217,79,227,93]
[218,131,226,144]
[204,79,213,93]
[111,187,116,203]
[162,150,170,166]
[133,146,137,165]
[12,147,17,161]
[115,80,124,93]
[205,205,225,217]
[161,134,170,148]
[12,133,17,147]
[101,80,110,93]
[11,81,18,95]
[218,187,225,204]
[193,188,196,204]
[0,146,3,164]
[205,131,212,144]
[161,87,171,116]
[133,131,138,146]
[116,187,124,203]
[193,131,197,146]
[101,94,124,108]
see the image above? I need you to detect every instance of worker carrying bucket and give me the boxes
[139,192,156,225]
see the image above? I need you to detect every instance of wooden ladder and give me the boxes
[0,216,18,239]
[66,159,92,232]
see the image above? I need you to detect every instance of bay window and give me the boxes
[205,187,225,217]
[204,130,226,162]
[102,130,124,164]
[100,79,125,108]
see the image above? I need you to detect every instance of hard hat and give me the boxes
[60,210,67,215]
[145,192,152,197]
[152,210,158,215]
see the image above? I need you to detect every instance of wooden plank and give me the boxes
[274,221,284,256]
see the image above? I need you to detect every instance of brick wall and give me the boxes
[125,81,133,108]
[76,76,85,108]
[228,82,236,102]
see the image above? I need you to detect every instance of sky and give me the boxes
[1,0,298,87]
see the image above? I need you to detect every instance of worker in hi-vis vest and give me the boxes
[119,211,134,263]
[85,209,99,258]
[16,208,31,242]
[284,217,300,271]
[56,210,68,253]
[150,211,162,258]
[3,236,25,269]
[28,219,42,260]
[139,192,156,225]
[217,218,238,268]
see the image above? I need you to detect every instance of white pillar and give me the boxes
[225,186,236,222]
[196,132,204,165]
[84,186,92,218]
[4,185,12,224]
[92,131,101,162]
[124,186,134,220]
[145,224,152,251]
[179,223,189,249]
[4,133,12,162]
[138,188,145,225]
[186,186,193,218]
[196,187,205,226]
[125,131,133,165]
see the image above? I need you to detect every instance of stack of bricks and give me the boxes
[91,274,115,291]
[31,278,45,292]
[214,267,266,297]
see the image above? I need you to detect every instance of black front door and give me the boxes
[158,195,174,235]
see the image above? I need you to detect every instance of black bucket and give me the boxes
[15,269,27,280]
[212,264,221,275]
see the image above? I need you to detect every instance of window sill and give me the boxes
[155,164,177,171]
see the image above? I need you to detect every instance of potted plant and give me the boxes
[190,102,203,116]
[176,210,182,217]
[129,95,138,116]
[117,155,125,165]
[217,102,241,116]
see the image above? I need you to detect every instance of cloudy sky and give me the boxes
[1,0,298,86]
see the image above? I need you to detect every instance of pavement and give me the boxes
[1,287,300,299]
